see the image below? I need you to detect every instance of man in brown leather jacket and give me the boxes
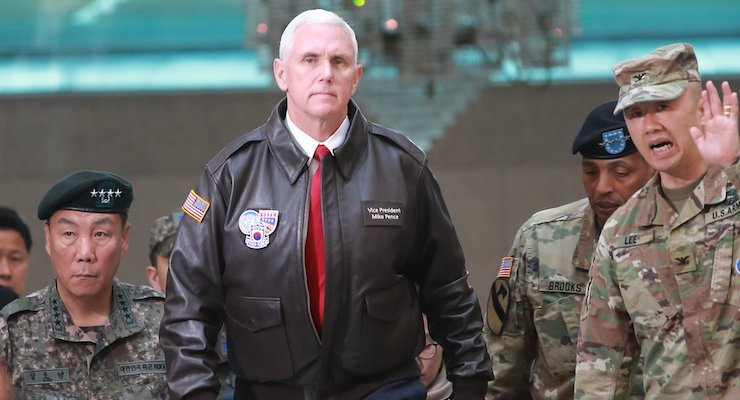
[160,8,491,400]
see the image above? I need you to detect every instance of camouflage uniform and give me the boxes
[0,279,168,399]
[575,165,740,399]
[485,198,597,400]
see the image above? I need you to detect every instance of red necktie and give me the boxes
[306,144,330,331]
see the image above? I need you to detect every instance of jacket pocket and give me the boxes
[533,294,581,378]
[352,281,420,374]
[709,219,740,306]
[701,219,740,371]
[225,296,293,380]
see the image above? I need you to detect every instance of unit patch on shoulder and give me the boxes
[182,189,210,223]
[486,278,510,335]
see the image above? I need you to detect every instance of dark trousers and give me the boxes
[234,377,426,400]
[363,377,427,400]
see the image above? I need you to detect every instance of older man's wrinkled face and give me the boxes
[273,23,363,127]
[45,210,129,301]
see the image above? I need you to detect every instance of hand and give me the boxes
[690,80,739,168]
[0,363,10,400]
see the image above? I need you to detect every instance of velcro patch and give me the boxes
[182,189,210,222]
[486,278,510,335]
[117,361,167,376]
[497,257,513,278]
[619,231,653,247]
[671,247,696,274]
[363,201,404,226]
[539,278,586,295]
[706,199,740,224]
[23,368,70,385]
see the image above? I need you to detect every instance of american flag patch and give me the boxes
[182,190,210,223]
[497,256,513,278]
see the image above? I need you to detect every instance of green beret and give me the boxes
[38,170,133,220]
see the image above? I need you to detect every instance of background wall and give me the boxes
[2,77,739,304]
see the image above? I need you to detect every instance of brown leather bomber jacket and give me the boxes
[160,99,492,399]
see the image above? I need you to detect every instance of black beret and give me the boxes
[37,170,133,220]
[572,100,637,159]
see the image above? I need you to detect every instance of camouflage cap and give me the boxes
[612,43,701,114]
[38,170,133,220]
[148,211,183,264]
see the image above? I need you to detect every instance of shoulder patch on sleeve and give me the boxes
[497,256,513,278]
[0,296,43,319]
[486,278,511,335]
[182,189,211,222]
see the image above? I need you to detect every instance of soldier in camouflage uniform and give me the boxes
[0,170,168,399]
[484,100,654,400]
[146,211,235,399]
[575,43,740,398]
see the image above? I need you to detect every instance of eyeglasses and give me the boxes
[416,343,440,360]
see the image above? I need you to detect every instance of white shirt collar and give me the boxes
[286,112,349,161]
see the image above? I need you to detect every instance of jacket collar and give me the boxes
[572,205,599,272]
[636,166,728,227]
[266,99,369,184]
[46,279,142,344]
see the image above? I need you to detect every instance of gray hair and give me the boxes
[279,9,358,63]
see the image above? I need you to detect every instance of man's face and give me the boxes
[273,23,363,127]
[44,210,129,301]
[622,85,705,183]
[581,152,655,226]
[0,229,29,295]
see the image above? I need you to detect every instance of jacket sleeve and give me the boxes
[412,165,493,398]
[0,316,11,392]
[484,226,535,399]
[574,235,636,399]
[160,171,227,400]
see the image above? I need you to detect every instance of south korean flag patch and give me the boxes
[239,209,279,249]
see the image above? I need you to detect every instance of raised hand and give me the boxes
[690,80,739,168]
